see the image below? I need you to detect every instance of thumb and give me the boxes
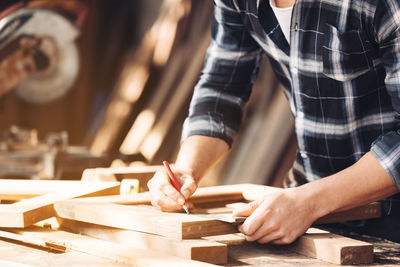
[232,200,260,217]
[179,174,197,199]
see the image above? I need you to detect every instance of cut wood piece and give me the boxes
[1,227,217,267]
[202,233,247,245]
[57,217,227,265]
[314,202,382,225]
[81,165,163,192]
[0,180,119,228]
[288,228,374,265]
[203,228,374,265]
[54,201,238,239]
[55,183,381,224]
[0,179,116,201]
[61,183,250,205]
[0,229,66,252]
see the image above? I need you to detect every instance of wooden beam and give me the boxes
[81,165,163,192]
[203,228,374,265]
[0,229,66,252]
[0,179,116,201]
[57,217,228,265]
[288,228,373,265]
[0,227,217,267]
[314,201,382,225]
[0,180,119,228]
[58,183,381,224]
[54,201,237,239]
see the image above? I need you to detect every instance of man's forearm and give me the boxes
[298,152,400,219]
[174,135,229,182]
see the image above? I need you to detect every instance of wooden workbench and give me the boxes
[0,229,398,267]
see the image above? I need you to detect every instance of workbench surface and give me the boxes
[0,230,399,266]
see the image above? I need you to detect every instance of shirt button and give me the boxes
[300,152,308,159]
[297,111,305,118]
[291,67,298,74]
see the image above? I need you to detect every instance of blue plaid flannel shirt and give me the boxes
[182,0,400,189]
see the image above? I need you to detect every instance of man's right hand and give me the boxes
[147,168,198,211]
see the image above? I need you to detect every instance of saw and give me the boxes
[0,2,83,104]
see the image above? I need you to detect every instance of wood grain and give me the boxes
[54,201,238,239]
[288,228,374,265]
[0,226,217,267]
[58,217,227,264]
[0,180,119,228]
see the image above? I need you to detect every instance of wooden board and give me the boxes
[54,188,380,243]
[203,229,374,265]
[56,183,381,223]
[0,179,118,201]
[81,165,163,192]
[288,228,374,265]
[0,226,217,267]
[0,238,132,267]
[57,217,228,264]
[54,201,238,239]
[0,179,119,228]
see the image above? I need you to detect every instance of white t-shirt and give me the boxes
[269,0,293,44]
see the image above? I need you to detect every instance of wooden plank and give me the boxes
[0,229,66,252]
[0,227,217,267]
[61,183,248,205]
[203,228,374,265]
[81,165,163,192]
[0,235,131,267]
[288,228,373,265]
[61,183,381,224]
[55,201,237,239]
[0,179,113,201]
[57,217,228,264]
[314,202,382,225]
[0,180,119,228]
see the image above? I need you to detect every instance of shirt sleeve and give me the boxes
[370,0,400,189]
[181,0,262,147]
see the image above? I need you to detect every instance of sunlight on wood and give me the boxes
[120,109,155,155]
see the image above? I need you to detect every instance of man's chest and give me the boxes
[233,0,378,80]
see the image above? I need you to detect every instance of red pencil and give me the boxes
[162,161,190,214]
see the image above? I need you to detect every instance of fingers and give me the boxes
[179,174,197,199]
[147,168,197,211]
[238,201,272,238]
[236,190,309,245]
[233,200,260,217]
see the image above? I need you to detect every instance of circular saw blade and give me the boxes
[15,42,79,104]
[0,8,80,104]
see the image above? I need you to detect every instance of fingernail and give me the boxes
[177,197,185,205]
[182,189,190,199]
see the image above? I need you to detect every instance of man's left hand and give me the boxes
[233,188,318,244]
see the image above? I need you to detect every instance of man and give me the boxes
[147,0,400,244]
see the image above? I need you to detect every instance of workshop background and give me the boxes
[0,0,295,187]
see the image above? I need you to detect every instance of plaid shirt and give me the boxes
[182,0,400,189]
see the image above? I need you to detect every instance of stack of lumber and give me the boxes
[0,180,383,266]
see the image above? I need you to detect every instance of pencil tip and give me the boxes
[183,205,190,215]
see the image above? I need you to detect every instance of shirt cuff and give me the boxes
[181,114,236,147]
[371,130,400,190]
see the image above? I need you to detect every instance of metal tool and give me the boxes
[193,213,246,225]
[0,5,80,103]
